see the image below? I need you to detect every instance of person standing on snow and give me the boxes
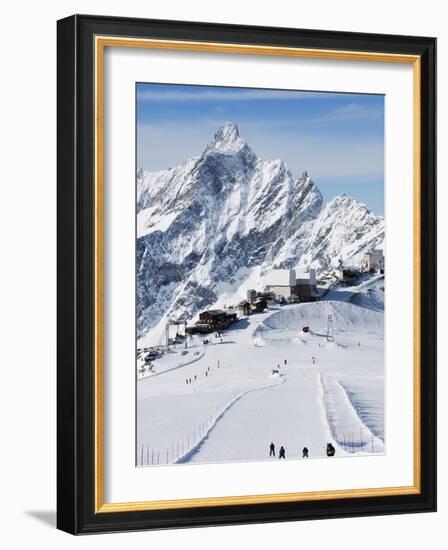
[269,442,275,457]
[279,446,286,459]
[302,447,309,458]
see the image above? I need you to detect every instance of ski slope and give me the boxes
[186,370,335,463]
[137,297,384,466]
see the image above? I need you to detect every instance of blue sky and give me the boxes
[136,83,384,215]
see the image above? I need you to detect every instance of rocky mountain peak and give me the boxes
[205,122,247,153]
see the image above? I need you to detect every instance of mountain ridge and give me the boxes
[136,122,384,340]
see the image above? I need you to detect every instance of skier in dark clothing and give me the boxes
[302,447,309,458]
[279,446,286,459]
[269,442,275,457]
[326,443,336,457]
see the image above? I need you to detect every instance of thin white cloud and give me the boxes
[307,102,382,124]
[136,88,359,103]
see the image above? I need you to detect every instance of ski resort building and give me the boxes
[198,310,237,329]
[226,312,238,324]
[261,268,320,302]
[251,298,268,313]
[295,268,320,301]
[335,268,358,284]
[238,301,251,315]
[246,289,257,303]
[199,309,227,325]
[238,298,267,315]
[185,323,212,335]
[362,250,385,273]
[261,269,297,299]
[187,309,238,334]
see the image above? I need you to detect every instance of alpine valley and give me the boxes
[137,122,384,343]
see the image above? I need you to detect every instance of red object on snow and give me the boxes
[302,326,310,333]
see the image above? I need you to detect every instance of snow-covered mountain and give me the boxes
[137,122,384,340]
[297,193,384,273]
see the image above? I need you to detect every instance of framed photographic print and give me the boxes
[57,14,436,534]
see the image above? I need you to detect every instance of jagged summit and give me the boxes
[205,122,247,153]
[216,121,240,139]
[325,193,373,217]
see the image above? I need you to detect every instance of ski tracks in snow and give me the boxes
[176,377,286,464]
[319,373,384,454]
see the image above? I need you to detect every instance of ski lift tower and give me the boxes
[326,314,334,342]
[165,323,170,350]
[164,320,188,351]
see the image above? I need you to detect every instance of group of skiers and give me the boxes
[269,442,336,459]
[186,366,215,385]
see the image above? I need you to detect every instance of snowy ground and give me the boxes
[137,281,384,467]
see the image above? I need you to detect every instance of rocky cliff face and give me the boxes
[137,122,384,340]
